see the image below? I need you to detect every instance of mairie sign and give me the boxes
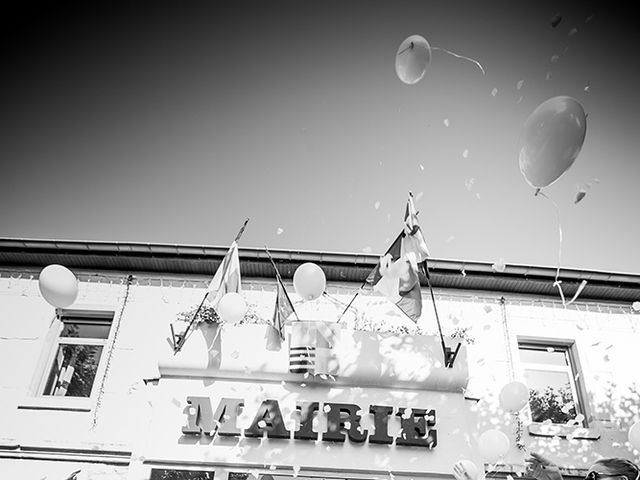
[182,397,437,448]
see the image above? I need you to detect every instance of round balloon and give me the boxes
[395,34,431,85]
[629,420,640,450]
[293,262,326,301]
[477,429,510,463]
[38,264,78,308]
[217,292,247,324]
[518,96,587,189]
[499,381,530,412]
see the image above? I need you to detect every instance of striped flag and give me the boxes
[266,277,297,351]
[264,246,299,351]
[207,241,241,307]
[365,193,429,322]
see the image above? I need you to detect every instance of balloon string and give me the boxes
[537,191,566,305]
[432,46,485,75]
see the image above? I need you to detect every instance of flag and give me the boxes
[207,241,241,307]
[264,246,299,351]
[402,192,430,270]
[266,277,297,350]
[366,234,423,321]
[365,193,429,322]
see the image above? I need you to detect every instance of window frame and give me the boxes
[516,336,590,427]
[20,309,115,412]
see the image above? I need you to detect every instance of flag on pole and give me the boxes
[267,276,297,348]
[365,193,429,322]
[207,241,241,308]
[264,246,299,350]
[402,192,430,269]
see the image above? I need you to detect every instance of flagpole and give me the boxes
[421,259,460,368]
[173,219,250,353]
[264,246,299,321]
[337,230,405,323]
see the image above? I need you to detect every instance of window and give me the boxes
[518,340,585,425]
[150,470,214,480]
[41,311,114,398]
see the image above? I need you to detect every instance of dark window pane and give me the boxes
[150,469,215,480]
[61,320,111,339]
[43,344,103,397]
[519,347,568,366]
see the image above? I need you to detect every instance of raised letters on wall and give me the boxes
[182,398,437,448]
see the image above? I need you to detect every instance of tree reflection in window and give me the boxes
[42,314,113,398]
[528,384,577,423]
[43,344,103,397]
[150,469,215,480]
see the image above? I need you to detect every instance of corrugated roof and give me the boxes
[1,238,639,303]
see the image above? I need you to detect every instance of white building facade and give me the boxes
[0,238,638,480]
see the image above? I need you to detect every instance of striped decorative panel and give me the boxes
[289,346,316,374]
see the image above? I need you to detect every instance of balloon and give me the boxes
[629,420,640,450]
[293,262,326,301]
[477,429,510,463]
[395,35,431,85]
[38,264,78,308]
[518,96,587,190]
[217,292,247,324]
[499,381,530,412]
[453,460,479,480]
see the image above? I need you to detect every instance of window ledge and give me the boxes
[17,396,92,412]
[528,422,600,440]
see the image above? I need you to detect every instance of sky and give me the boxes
[1,1,639,275]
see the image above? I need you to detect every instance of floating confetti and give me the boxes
[462,149,469,158]
[491,87,498,97]
[551,54,560,63]
[276,227,284,235]
[415,191,424,200]
[632,301,640,312]
[323,404,332,413]
[517,80,525,90]
[465,178,475,190]
[546,347,555,353]
[475,192,481,200]
[444,118,450,127]
[568,27,578,36]
[461,269,466,277]
[258,420,267,428]
[586,14,594,23]
[517,96,523,104]
[419,164,425,171]
[362,246,372,253]
[574,190,587,204]
[293,465,300,477]
[584,83,590,92]
[231,351,239,359]
[551,14,562,28]
[483,305,492,314]
[374,201,381,210]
